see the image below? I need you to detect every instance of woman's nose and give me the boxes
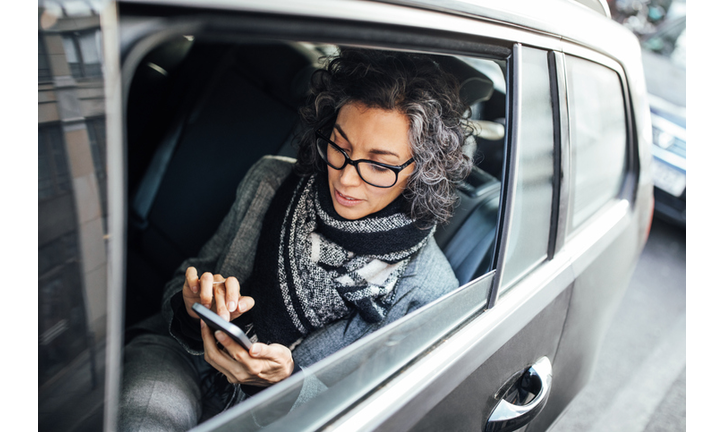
[338,163,362,186]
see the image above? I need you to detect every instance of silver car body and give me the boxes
[37,1,653,431]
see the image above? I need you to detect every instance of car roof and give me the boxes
[377,0,638,59]
[121,0,643,81]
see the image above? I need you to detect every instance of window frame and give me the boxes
[492,44,558,296]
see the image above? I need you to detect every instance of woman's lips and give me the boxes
[334,189,363,207]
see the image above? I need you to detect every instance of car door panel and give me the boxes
[194,274,495,432]
[409,285,572,432]
[528,214,644,430]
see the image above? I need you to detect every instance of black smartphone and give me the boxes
[192,302,253,351]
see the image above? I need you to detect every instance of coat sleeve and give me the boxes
[161,155,295,354]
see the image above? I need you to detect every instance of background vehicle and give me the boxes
[640,15,686,227]
[37,0,654,431]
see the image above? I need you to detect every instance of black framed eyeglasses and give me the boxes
[315,130,414,188]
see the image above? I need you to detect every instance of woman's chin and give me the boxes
[332,200,366,220]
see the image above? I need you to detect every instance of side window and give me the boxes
[566,56,627,230]
[501,46,555,289]
[120,29,510,431]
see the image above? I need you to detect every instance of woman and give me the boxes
[119,48,472,431]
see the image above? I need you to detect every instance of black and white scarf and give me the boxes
[237,172,434,347]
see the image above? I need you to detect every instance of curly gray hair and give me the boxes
[295,48,472,227]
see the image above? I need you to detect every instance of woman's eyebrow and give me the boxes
[334,124,401,158]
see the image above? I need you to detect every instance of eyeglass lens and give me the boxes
[316,138,398,187]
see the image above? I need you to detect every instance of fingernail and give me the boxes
[238,299,248,312]
[192,284,198,294]
[200,320,206,329]
[215,331,227,342]
[228,301,236,312]
[250,344,260,356]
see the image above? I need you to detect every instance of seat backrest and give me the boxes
[124,41,318,327]
[435,166,501,285]
[130,41,317,274]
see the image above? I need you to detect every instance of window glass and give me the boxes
[39,35,52,82]
[566,56,627,229]
[38,12,109,431]
[79,31,102,76]
[501,47,554,289]
[38,125,71,200]
[62,35,82,78]
[62,31,102,78]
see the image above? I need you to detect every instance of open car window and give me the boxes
[120,13,511,428]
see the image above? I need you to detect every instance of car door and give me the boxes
[36,1,651,431]
[109,3,645,432]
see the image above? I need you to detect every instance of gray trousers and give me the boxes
[118,332,230,432]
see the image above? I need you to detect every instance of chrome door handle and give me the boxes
[484,356,553,432]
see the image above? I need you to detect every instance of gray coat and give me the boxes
[162,155,459,369]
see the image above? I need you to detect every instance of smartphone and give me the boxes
[192,302,253,351]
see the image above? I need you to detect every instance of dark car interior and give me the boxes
[123,37,508,329]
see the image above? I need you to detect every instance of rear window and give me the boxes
[565,55,627,229]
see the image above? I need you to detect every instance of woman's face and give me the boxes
[326,102,414,220]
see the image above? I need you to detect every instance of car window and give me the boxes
[500,46,555,290]
[119,26,510,429]
[565,55,627,230]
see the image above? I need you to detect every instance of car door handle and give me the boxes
[484,356,553,432]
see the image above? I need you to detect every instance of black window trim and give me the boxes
[486,43,518,309]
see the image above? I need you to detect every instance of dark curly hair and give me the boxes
[295,47,472,227]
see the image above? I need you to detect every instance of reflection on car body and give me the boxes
[37,0,654,431]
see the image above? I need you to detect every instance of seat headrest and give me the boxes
[460,76,495,106]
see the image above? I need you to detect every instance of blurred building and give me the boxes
[38,1,109,430]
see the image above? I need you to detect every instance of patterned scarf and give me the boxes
[237,172,434,347]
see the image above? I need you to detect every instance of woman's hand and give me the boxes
[182,266,254,322]
[200,320,295,386]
